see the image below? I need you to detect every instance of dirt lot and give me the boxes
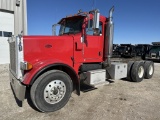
[0,62,160,120]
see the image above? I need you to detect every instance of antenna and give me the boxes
[55,8,57,23]
[92,0,96,10]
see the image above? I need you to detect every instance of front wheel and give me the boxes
[30,70,73,112]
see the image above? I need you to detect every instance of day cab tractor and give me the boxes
[8,7,154,112]
[145,42,160,61]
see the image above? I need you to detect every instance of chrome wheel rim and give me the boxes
[138,66,144,78]
[149,65,153,75]
[44,80,66,104]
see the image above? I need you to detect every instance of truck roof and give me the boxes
[58,11,107,24]
[58,16,85,24]
[120,44,133,46]
[152,42,160,45]
[135,44,151,46]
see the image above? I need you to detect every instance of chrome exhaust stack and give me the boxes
[103,6,114,67]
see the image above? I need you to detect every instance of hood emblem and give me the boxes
[45,44,52,48]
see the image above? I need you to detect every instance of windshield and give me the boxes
[59,17,84,35]
[118,46,126,51]
[135,46,143,51]
[149,46,160,53]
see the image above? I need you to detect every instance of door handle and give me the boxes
[75,41,82,51]
[99,51,102,56]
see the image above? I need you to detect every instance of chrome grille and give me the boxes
[151,53,156,58]
[9,41,17,74]
[8,36,24,80]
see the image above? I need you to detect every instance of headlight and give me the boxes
[145,54,149,58]
[20,61,33,70]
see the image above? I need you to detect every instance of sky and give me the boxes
[27,0,160,44]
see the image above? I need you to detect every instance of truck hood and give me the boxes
[23,35,75,66]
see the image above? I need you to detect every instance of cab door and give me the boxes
[83,21,103,62]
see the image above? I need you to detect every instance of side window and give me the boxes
[86,20,102,36]
[99,22,102,35]
[3,31,12,37]
[0,31,2,37]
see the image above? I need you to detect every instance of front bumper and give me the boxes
[145,57,160,61]
[10,71,26,101]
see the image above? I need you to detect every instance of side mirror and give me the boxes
[93,10,100,29]
[52,24,56,35]
[52,24,60,36]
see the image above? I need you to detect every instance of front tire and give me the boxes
[30,70,73,112]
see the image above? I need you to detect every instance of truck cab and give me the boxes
[135,44,151,59]
[145,42,160,61]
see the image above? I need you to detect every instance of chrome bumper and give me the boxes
[10,71,26,101]
[145,57,160,60]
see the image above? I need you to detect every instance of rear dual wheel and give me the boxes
[127,61,154,82]
[131,61,145,82]
[127,61,134,81]
[144,61,154,79]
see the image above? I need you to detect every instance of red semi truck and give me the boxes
[8,7,154,112]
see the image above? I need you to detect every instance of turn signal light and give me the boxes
[20,62,33,70]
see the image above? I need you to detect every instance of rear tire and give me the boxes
[126,61,134,81]
[131,61,145,82]
[30,70,73,112]
[144,61,154,79]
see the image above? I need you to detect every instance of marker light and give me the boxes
[20,62,33,70]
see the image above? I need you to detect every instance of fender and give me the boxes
[23,59,80,95]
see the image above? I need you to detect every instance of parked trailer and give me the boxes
[145,42,160,61]
[118,44,136,58]
[8,7,154,112]
[112,44,120,57]
[135,44,152,59]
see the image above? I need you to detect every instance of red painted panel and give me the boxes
[22,36,75,84]
[83,35,102,59]
[23,36,74,66]
[73,35,84,63]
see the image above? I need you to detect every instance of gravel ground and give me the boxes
[0,62,160,120]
